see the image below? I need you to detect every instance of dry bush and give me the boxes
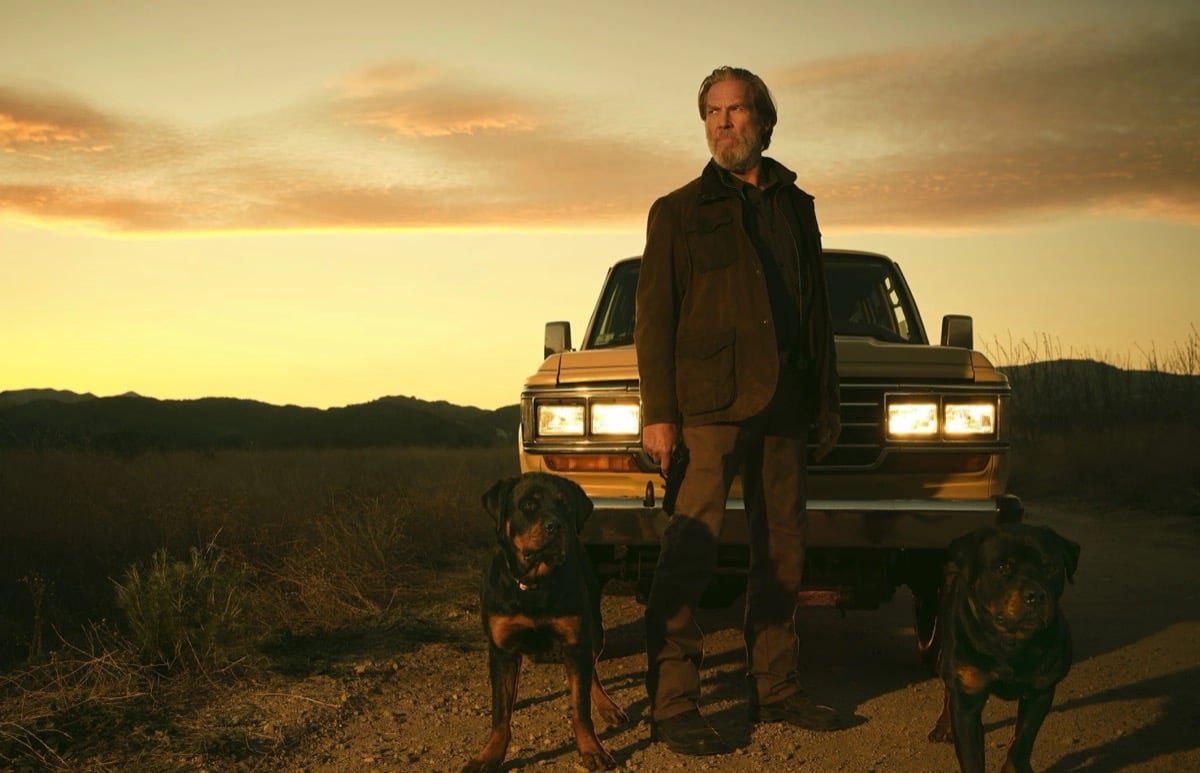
[113,545,250,669]
[0,624,172,771]
[248,447,516,632]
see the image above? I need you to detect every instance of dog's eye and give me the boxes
[1042,562,1060,575]
[994,561,1012,577]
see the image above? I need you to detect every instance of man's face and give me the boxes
[704,78,765,174]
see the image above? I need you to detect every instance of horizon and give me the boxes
[7,344,1198,413]
[3,1,1197,410]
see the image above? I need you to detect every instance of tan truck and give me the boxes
[517,249,1022,665]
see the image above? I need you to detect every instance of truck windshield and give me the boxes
[586,253,922,349]
[825,254,921,343]
[587,260,640,349]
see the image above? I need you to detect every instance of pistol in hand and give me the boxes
[660,444,689,516]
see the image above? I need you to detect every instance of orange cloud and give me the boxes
[0,88,119,153]
[0,183,181,230]
[334,64,538,137]
[0,114,87,147]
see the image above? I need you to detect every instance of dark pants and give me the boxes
[645,378,810,721]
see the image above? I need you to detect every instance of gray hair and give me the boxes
[697,66,777,150]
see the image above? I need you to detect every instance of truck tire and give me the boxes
[906,550,947,673]
[913,586,940,673]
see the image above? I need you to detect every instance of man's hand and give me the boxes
[642,422,680,472]
[814,411,841,461]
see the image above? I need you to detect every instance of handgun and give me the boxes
[660,443,689,516]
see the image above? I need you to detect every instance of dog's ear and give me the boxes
[482,477,519,527]
[1042,527,1081,584]
[948,527,991,576]
[559,476,594,532]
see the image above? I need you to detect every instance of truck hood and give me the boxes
[526,338,1005,389]
[526,347,639,389]
[837,337,979,380]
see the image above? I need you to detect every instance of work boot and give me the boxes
[750,692,842,731]
[650,709,732,756]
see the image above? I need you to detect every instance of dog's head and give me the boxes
[482,472,594,590]
[949,523,1080,644]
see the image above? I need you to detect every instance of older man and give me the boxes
[636,65,842,756]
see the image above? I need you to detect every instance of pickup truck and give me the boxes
[517,249,1022,666]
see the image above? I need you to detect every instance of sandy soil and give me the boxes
[233,501,1200,772]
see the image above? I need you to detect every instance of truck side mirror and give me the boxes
[940,314,973,349]
[544,321,572,358]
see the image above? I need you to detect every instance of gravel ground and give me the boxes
[244,501,1200,772]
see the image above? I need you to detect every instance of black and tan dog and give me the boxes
[464,472,627,773]
[929,522,1081,773]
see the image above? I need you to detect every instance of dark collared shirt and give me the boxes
[720,161,803,356]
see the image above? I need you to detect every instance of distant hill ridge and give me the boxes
[996,359,1199,422]
[0,389,520,453]
[0,388,102,406]
[4,359,1196,452]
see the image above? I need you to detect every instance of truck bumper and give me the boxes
[580,494,1024,550]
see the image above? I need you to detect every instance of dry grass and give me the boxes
[0,624,170,771]
[988,328,1200,515]
[0,447,515,659]
[0,446,516,768]
[1008,422,1200,515]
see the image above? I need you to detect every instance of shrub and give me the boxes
[113,545,248,669]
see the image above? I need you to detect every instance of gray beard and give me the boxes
[710,136,762,174]
[714,151,759,174]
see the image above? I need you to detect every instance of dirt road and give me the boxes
[272,502,1200,771]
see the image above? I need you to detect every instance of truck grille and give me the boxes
[810,383,884,469]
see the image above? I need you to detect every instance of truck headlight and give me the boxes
[591,402,640,436]
[536,403,585,436]
[944,402,996,436]
[888,402,938,437]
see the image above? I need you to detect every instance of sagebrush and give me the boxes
[113,545,248,669]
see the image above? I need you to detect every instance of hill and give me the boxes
[996,358,1199,424]
[0,389,521,452]
[0,388,100,407]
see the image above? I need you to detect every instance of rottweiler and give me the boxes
[928,522,1081,773]
[464,472,628,773]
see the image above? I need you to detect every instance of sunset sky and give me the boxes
[2,0,1197,410]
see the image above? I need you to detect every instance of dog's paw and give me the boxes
[598,700,629,727]
[577,747,616,770]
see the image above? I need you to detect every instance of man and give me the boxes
[635,66,842,756]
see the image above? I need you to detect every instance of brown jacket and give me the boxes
[635,159,839,427]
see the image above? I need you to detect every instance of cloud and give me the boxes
[774,21,1200,229]
[0,20,1196,236]
[0,183,182,230]
[333,64,538,137]
[0,88,119,153]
